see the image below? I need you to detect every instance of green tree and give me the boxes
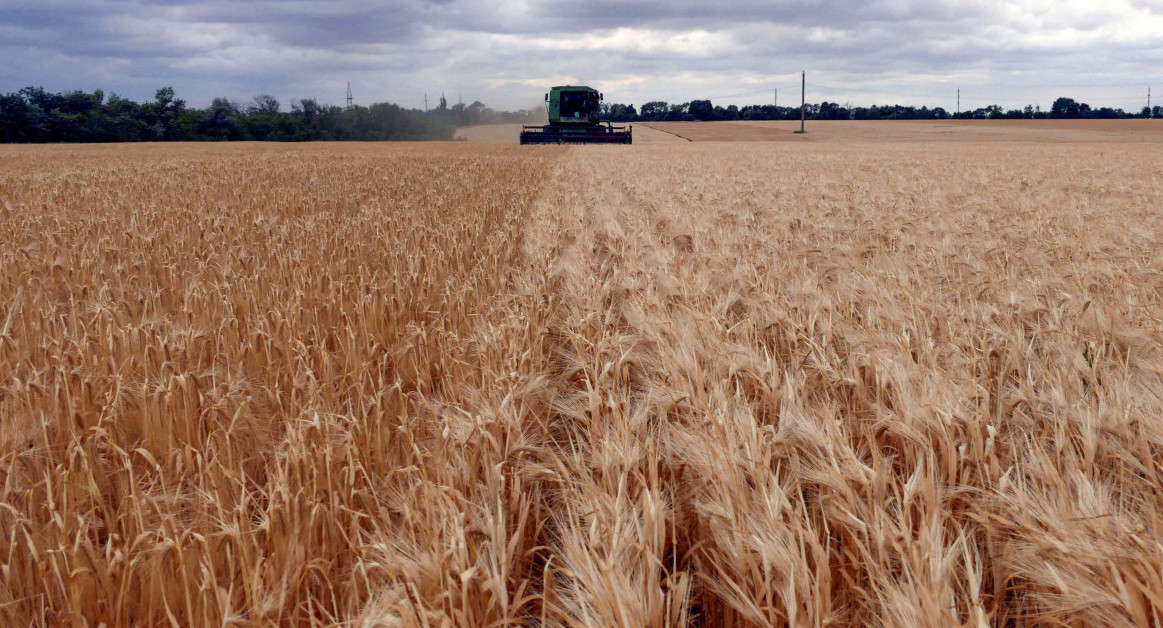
[688,99,714,121]
[250,94,281,115]
[665,103,690,121]
[1051,97,1081,118]
[148,87,186,139]
[639,101,668,120]
[815,101,848,120]
[198,97,244,140]
[103,94,147,141]
[0,93,32,141]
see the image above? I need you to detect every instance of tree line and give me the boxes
[2,86,1158,143]
[603,97,1161,122]
[0,86,500,142]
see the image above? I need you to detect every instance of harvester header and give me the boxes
[520,85,632,145]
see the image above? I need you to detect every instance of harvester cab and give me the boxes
[520,85,632,145]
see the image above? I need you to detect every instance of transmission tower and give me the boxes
[346,82,353,110]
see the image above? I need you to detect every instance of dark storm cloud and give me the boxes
[0,0,1159,111]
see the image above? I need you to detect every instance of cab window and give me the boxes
[559,91,590,118]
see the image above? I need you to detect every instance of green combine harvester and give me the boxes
[520,85,632,145]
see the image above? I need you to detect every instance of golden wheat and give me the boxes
[1,138,1162,626]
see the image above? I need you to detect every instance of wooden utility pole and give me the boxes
[799,71,806,133]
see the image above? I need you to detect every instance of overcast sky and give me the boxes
[2,0,1161,112]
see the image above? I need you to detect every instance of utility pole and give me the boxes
[799,71,806,133]
[346,82,353,110]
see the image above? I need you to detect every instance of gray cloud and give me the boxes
[0,0,1159,112]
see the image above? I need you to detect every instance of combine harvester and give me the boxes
[520,86,632,145]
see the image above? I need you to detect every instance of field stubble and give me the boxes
[2,140,1163,626]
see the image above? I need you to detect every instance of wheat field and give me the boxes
[2,135,1163,626]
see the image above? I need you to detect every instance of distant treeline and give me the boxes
[3,86,1158,143]
[603,98,1162,122]
[0,87,538,143]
